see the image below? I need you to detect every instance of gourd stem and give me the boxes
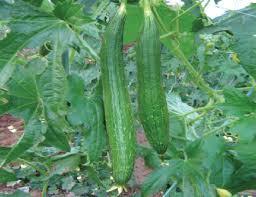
[142,0,152,14]
[152,7,220,101]
[121,0,127,4]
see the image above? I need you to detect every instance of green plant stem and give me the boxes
[170,1,202,23]
[203,119,239,137]
[176,10,180,33]
[202,0,211,10]
[0,86,8,91]
[42,180,49,197]
[182,103,215,117]
[170,135,187,141]
[163,181,178,197]
[188,111,206,124]
[160,31,176,39]
[153,7,220,101]
[152,6,168,32]
[172,45,220,100]
[121,0,127,4]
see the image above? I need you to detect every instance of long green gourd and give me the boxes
[100,2,136,185]
[136,0,169,154]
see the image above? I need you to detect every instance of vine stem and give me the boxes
[170,0,203,24]
[203,119,239,137]
[182,99,215,117]
[152,4,221,101]
[121,0,127,5]
[163,181,178,197]
[42,180,49,197]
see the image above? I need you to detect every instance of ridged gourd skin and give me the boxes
[136,5,169,154]
[100,3,136,185]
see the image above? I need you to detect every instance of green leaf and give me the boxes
[227,165,256,193]
[0,169,16,183]
[0,67,40,121]
[0,0,80,88]
[67,74,106,162]
[210,157,234,187]
[231,116,256,143]
[82,98,106,162]
[0,147,11,162]
[53,0,92,26]
[142,159,216,197]
[169,112,187,138]
[200,135,226,169]
[181,161,216,197]
[219,88,256,117]
[142,160,182,197]
[234,141,256,165]
[67,74,87,126]
[44,112,71,152]
[209,4,256,79]
[22,0,44,7]
[86,166,104,186]
[38,47,68,112]
[50,154,81,175]
[156,3,198,57]
[1,113,47,166]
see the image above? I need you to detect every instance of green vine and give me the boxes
[152,4,221,102]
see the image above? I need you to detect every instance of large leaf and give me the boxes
[234,141,256,165]
[227,165,256,193]
[210,157,234,187]
[0,148,11,162]
[38,51,68,112]
[219,88,256,117]
[0,0,91,88]
[49,153,81,176]
[219,89,256,142]
[0,67,40,121]
[1,52,71,154]
[231,116,256,143]
[43,112,71,152]
[142,160,182,197]
[53,0,92,26]
[0,169,16,183]
[142,159,216,197]
[67,74,89,126]
[204,4,256,79]
[82,98,106,162]
[67,74,106,162]
[37,43,72,151]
